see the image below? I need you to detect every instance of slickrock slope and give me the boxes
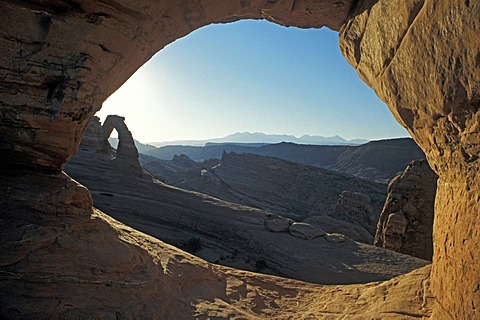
[1,0,479,318]
[158,152,386,221]
[64,149,426,285]
[326,138,426,182]
[375,160,438,261]
[0,169,433,319]
[156,151,386,243]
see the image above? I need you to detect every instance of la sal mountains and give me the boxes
[148,132,370,147]
[110,131,369,153]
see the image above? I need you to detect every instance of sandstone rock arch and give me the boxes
[101,115,139,161]
[0,0,478,318]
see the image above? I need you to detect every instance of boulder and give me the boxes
[265,216,291,232]
[333,190,377,234]
[289,222,326,240]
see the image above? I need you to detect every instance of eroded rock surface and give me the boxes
[80,114,143,173]
[340,1,480,316]
[101,115,138,160]
[79,116,104,151]
[289,222,326,239]
[374,160,437,261]
[0,169,433,319]
[333,191,376,233]
[0,0,479,318]
[63,148,426,285]
[168,151,386,225]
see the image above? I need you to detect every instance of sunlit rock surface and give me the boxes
[375,160,437,261]
[0,0,478,318]
[340,1,480,317]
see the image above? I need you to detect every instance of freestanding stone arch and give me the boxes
[0,0,478,318]
[101,115,139,161]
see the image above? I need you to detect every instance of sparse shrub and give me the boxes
[184,237,202,254]
[255,259,267,272]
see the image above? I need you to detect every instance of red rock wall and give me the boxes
[0,0,478,318]
[374,160,437,261]
[339,0,480,317]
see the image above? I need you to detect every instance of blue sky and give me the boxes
[97,20,409,143]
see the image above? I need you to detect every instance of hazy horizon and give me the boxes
[146,131,366,142]
[97,20,410,143]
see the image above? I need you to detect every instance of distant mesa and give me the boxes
[142,137,425,182]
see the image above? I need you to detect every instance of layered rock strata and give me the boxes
[374,160,437,260]
[0,0,478,318]
[101,115,138,161]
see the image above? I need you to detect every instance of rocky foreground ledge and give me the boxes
[0,169,433,319]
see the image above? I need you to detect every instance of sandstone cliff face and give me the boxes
[0,0,478,318]
[374,160,437,260]
[78,116,104,151]
[340,1,480,317]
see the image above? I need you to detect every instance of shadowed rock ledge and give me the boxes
[0,169,433,319]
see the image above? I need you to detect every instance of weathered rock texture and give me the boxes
[0,169,433,319]
[101,115,138,160]
[340,1,480,317]
[164,151,386,244]
[333,190,376,233]
[203,151,386,220]
[65,149,426,285]
[375,160,437,261]
[80,114,142,172]
[0,0,478,318]
[78,116,104,150]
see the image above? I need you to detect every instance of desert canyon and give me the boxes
[1,0,479,319]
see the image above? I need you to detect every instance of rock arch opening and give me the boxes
[97,20,409,145]
[0,1,479,318]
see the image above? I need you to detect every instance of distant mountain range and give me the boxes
[148,132,370,147]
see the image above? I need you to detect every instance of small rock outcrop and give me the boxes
[79,116,104,151]
[289,222,326,240]
[374,160,438,261]
[333,191,377,234]
[265,216,291,232]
